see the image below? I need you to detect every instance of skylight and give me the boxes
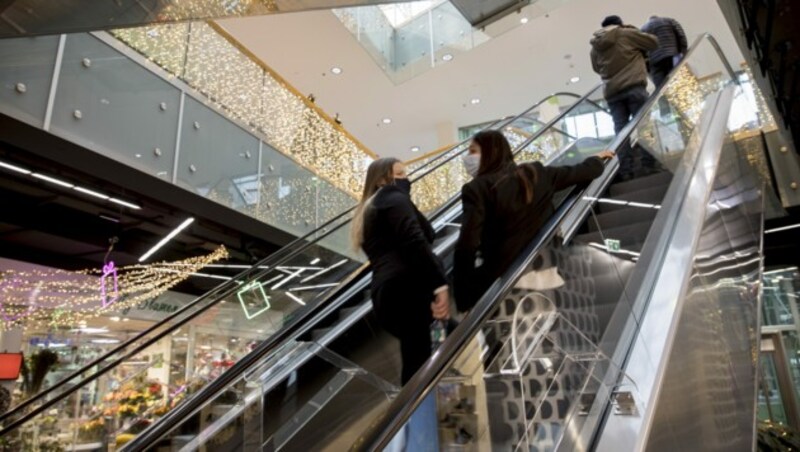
[378,1,443,27]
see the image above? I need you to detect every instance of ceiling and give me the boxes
[219,0,745,161]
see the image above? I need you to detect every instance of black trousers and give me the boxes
[650,57,675,89]
[372,276,433,384]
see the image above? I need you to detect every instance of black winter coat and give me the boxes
[362,185,447,299]
[453,157,605,311]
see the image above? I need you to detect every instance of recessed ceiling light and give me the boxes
[470,98,481,105]
[442,53,454,61]
[411,146,420,152]
[570,76,581,83]
[520,17,529,24]
[331,67,343,75]
[382,118,392,124]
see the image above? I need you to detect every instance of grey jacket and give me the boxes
[641,16,688,65]
[590,25,658,99]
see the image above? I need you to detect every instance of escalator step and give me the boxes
[596,186,669,213]
[609,171,672,197]
[574,221,653,250]
[589,206,658,232]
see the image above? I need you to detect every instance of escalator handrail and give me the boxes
[352,32,739,452]
[0,90,590,435]
[407,89,603,182]
[122,87,611,451]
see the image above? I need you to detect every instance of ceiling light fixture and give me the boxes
[520,17,529,24]
[470,98,481,105]
[411,146,420,152]
[765,223,800,234]
[139,217,195,262]
[442,53,454,61]
[0,161,31,174]
[382,118,392,124]
[331,67,343,75]
[570,76,581,83]
[0,159,141,209]
[91,338,121,344]
[109,198,142,210]
[74,186,110,200]
[32,173,74,188]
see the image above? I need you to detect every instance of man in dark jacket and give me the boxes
[590,15,659,178]
[642,15,688,88]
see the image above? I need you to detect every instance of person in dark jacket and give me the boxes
[591,15,659,180]
[641,15,688,88]
[352,157,449,384]
[453,130,613,312]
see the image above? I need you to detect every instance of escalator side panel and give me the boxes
[643,138,764,452]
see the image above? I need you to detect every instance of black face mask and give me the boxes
[394,177,412,195]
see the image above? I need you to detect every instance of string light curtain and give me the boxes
[0,246,228,330]
[112,22,372,198]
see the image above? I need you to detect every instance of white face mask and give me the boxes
[462,153,481,177]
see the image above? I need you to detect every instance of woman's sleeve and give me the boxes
[548,157,605,191]
[384,193,448,292]
[454,183,485,311]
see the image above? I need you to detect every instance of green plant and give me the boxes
[21,349,59,398]
[758,421,800,451]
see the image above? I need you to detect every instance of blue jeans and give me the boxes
[385,391,439,452]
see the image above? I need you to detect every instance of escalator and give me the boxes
[120,33,767,452]
[0,91,607,450]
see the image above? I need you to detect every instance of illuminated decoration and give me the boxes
[100,261,119,308]
[0,246,228,330]
[664,64,705,131]
[111,22,374,198]
[234,259,353,319]
[236,281,271,320]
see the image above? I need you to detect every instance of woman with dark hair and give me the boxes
[454,130,614,311]
[352,157,449,384]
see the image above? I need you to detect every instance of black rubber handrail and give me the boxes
[123,85,610,451]
[0,90,591,436]
[352,33,739,451]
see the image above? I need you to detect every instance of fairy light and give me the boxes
[0,246,228,330]
[111,22,371,198]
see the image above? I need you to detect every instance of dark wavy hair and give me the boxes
[471,130,537,203]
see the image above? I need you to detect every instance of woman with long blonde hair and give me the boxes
[352,157,449,384]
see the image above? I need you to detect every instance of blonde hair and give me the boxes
[350,158,401,250]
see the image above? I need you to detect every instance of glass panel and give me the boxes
[0,35,60,128]
[152,342,399,451]
[759,352,789,425]
[50,33,181,181]
[176,96,261,217]
[412,92,610,214]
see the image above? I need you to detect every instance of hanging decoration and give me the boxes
[0,246,228,330]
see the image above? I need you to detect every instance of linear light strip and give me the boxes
[139,217,195,262]
[765,223,800,234]
[288,283,339,292]
[285,292,306,306]
[32,173,74,188]
[0,158,141,209]
[0,161,31,174]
